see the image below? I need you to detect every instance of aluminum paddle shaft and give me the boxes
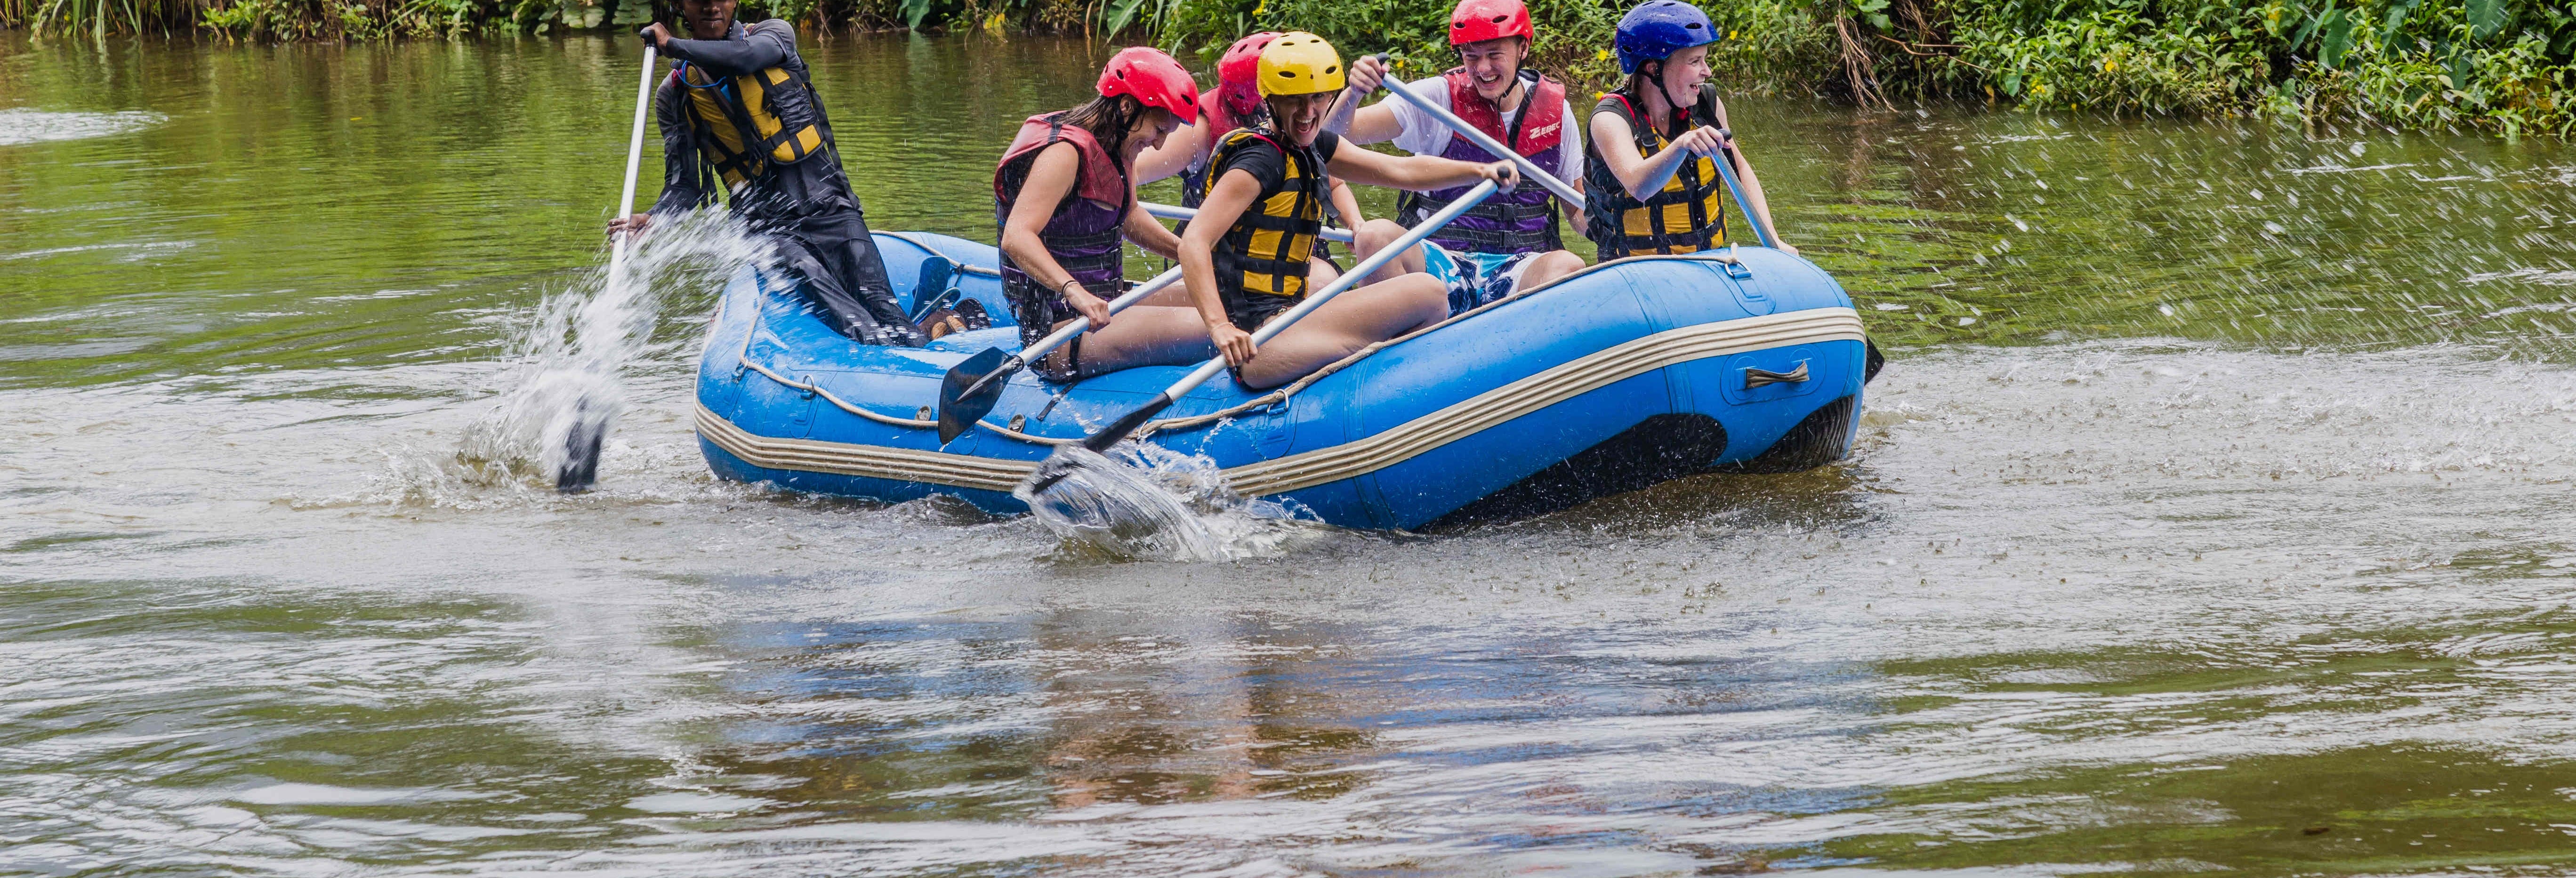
[1377,63,1781,249]
[609,45,658,275]
[555,44,661,493]
[960,265,1183,401]
[1374,66,1586,209]
[1041,178,1503,475]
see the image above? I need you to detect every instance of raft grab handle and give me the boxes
[1743,363,1809,388]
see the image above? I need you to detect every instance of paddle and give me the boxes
[939,208,1350,445]
[555,44,660,494]
[1700,127,1779,249]
[935,265,1184,444]
[1377,61,1783,249]
[1372,64,1587,210]
[1024,179,1503,494]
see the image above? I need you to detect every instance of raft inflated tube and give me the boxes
[694,229,1871,530]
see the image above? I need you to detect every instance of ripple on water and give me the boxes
[0,109,165,146]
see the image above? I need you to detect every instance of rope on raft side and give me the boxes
[733,250,1761,446]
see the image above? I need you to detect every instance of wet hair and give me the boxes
[1058,94,1148,150]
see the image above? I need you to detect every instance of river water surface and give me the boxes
[8,32,2576,876]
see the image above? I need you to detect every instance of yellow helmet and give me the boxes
[1256,32,1345,97]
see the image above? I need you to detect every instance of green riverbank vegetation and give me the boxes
[4,0,2571,136]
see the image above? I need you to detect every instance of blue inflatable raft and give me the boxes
[692,231,1872,530]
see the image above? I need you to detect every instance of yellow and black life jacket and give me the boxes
[1206,129,1326,301]
[1581,85,1729,259]
[674,60,831,191]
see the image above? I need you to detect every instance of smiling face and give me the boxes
[1123,107,1182,160]
[1652,44,1713,106]
[678,0,736,40]
[1455,37,1528,105]
[1265,92,1331,146]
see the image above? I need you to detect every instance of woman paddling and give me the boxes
[1133,31,1363,283]
[994,48,1215,381]
[1185,32,1521,389]
[1583,0,1792,258]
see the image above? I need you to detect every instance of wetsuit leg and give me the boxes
[778,209,926,346]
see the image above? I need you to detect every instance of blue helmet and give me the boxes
[1614,0,1717,75]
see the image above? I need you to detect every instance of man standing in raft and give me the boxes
[1184,33,1522,389]
[614,0,927,346]
[1327,0,1588,311]
[1583,0,1791,258]
[993,48,1217,381]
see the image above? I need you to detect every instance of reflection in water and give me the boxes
[8,28,2576,876]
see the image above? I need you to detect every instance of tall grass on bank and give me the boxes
[5,0,2572,137]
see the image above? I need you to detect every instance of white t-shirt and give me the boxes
[1385,76,1584,190]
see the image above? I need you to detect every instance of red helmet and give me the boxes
[1449,0,1533,45]
[1099,47,1201,126]
[1217,31,1285,121]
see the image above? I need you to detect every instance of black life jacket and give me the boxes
[1206,129,1327,302]
[1582,83,1730,259]
[674,57,831,191]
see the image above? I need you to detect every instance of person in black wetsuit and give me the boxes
[610,0,926,346]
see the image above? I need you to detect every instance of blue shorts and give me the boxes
[1420,243,1539,315]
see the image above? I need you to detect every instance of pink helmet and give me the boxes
[1099,47,1201,126]
[1216,31,1286,121]
[1449,0,1534,45]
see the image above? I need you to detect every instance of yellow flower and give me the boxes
[1596,48,1610,60]
[1728,29,1736,40]
[2105,58,2117,71]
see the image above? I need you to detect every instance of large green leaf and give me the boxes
[2317,5,2352,67]
[2378,0,2421,43]
[2465,0,2505,40]
[1102,0,1143,35]
[2291,0,2329,50]
[900,0,930,29]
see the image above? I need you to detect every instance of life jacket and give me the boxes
[1179,89,1246,209]
[1206,129,1326,303]
[1582,84,1730,259]
[1396,68,1567,255]
[992,113,1133,299]
[673,58,831,192]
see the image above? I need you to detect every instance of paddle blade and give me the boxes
[938,346,1012,445]
[1026,392,1176,493]
[555,401,608,493]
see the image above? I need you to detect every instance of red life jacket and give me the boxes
[993,114,1129,210]
[1441,66,1565,158]
[1395,68,1569,254]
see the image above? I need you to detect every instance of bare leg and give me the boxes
[1516,250,1587,291]
[1308,255,1341,288]
[1350,218,1426,285]
[1054,305,1217,376]
[1237,274,1449,389]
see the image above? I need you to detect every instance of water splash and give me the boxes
[1014,442,1319,563]
[459,209,772,489]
